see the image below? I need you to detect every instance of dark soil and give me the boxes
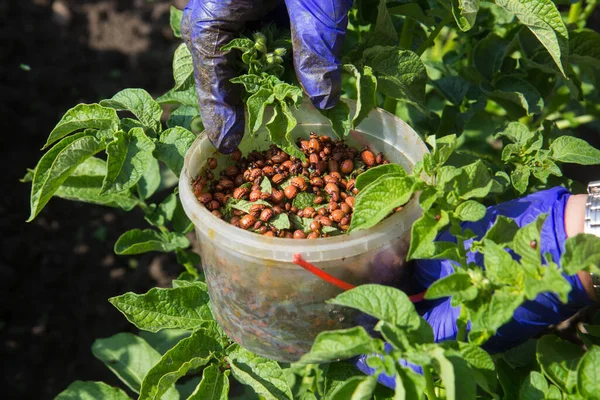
[0,1,187,398]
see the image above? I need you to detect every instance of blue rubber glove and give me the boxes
[181,0,353,153]
[356,187,593,389]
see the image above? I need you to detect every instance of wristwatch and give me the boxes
[584,181,600,299]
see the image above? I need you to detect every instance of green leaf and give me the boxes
[100,89,163,134]
[29,131,105,221]
[456,342,497,395]
[109,284,211,332]
[91,333,178,397]
[536,335,584,394]
[320,101,352,139]
[577,346,600,400]
[433,76,470,106]
[266,102,305,161]
[43,103,119,149]
[291,192,314,210]
[454,200,486,222]
[167,105,200,131]
[173,43,193,91]
[298,326,378,365]
[328,375,377,400]
[247,88,276,134]
[54,158,139,211]
[511,164,531,194]
[569,29,600,67]
[273,83,303,103]
[425,272,473,299]
[270,213,290,230]
[344,64,377,129]
[519,370,548,400]
[102,128,156,194]
[363,47,427,109]
[354,164,407,191]
[230,74,266,94]
[469,288,525,344]
[170,6,183,38]
[227,345,293,400]
[189,365,230,399]
[349,175,416,232]
[472,33,511,80]
[370,0,398,46]
[137,159,161,200]
[114,229,189,255]
[222,38,255,52]
[139,327,224,400]
[483,239,524,286]
[494,0,568,76]
[330,285,432,340]
[154,126,196,177]
[157,84,199,108]
[513,215,546,268]
[484,76,544,116]
[227,199,271,213]
[561,233,600,275]
[145,193,177,227]
[452,0,480,31]
[550,136,600,165]
[173,197,194,234]
[456,160,494,200]
[139,329,192,355]
[408,210,450,260]
[55,381,130,400]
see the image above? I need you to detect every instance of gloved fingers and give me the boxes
[182,0,277,153]
[284,0,354,110]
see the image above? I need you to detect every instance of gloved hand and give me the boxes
[356,187,593,389]
[181,0,354,153]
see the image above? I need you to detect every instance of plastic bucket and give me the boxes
[179,99,428,362]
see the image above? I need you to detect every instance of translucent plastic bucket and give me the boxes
[179,99,428,362]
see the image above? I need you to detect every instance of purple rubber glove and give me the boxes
[181,0,353,153]
[357,187,593,389]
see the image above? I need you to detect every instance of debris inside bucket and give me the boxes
[192,133,404,238]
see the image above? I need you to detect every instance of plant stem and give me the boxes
[582,0,599,23]
[399,17,416,50]
[423,366,438,400]
[182,261,199,277]
[456,306,468,342]
[417,13,453,56]
[568,0,584,24]
[555,115,595,129]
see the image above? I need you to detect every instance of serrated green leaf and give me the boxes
[167,105,200,131]
[511,164,531,194]
[222,38,255,52]
[273,83,303,103]
[227,345,293,400]
[270,213,290,230]
[230,74,266,94]
[349,175,416,232]
[494,0,568,76]
[452,0,479,31]
[173,43,193,91]
[561,233,600,276]
[100,89,163,134]
[102,128,155,194]
[29,131,105,221]
[550,136,600,165]
[137,159,161,200]
[55,381,130,400]
[454,200,486,222]
[483,239,523,286]
[91,333,177,398]
[291,192,315,210]
[536,335,584,394]
[154,126,196,177]
[109,285,211,332]
[188,365,230,399]
[298,326,378,365]
[469,288,525,344]
[43,103,119,149]
[513,215,546,267]
[363,47,427,109]
[170,6,183,38]
[139,327,224,400]
[114,229,189,255]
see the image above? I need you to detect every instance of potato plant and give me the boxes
[23,1,600,399]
